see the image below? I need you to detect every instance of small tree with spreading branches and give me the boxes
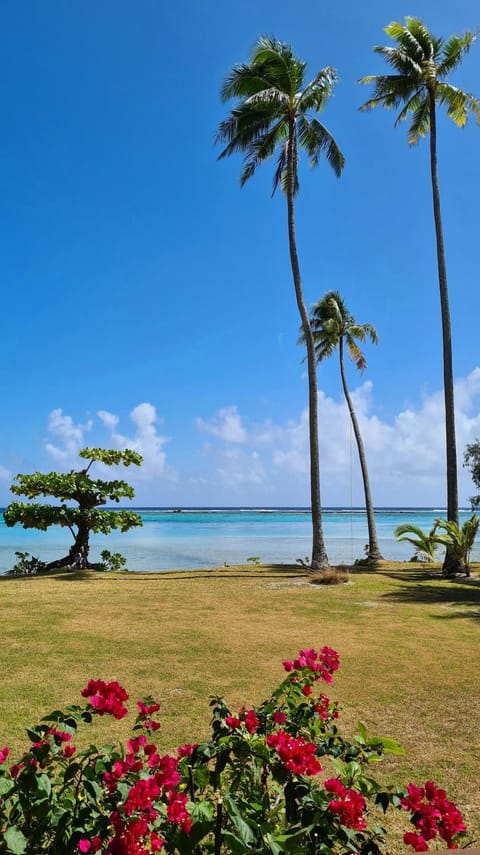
[3,448,143,571]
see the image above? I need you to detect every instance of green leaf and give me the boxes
[63,762,82,783]
[375,791,391,813]
[221,831,252,855]
[3,827,27,854]
[84,779,102,803]
[356,721,368,742]
[34,774,52,800]
[376,737,404,755]
[0,777,14,796]
[191,800,215,822]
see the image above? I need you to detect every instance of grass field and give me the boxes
[1,563,480,845]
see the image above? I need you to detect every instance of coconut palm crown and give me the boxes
[216,36,344,192]
[359,18,479,575]
[359,18,479,144]
[217,37,345,571]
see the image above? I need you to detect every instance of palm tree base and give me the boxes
[442,551,467,578]
[310,557,330,572]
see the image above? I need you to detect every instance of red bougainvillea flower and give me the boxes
[401,781,466,849]
[154,754,181,790]
[283,647,340,685]
[273,710,287,725]
[0,747,9,764]
[404,832,429,852]
[177,743,199,758]
[9,763,24,778]
[81,680,129,720]
[167,791,193,832]
[137,701,161,717]
[244,709,259,734]
[267,730,322,776]
[63,744,76,758]
[78,836,102,853]
[136,700,161,731]
[314,693,339,721]
[325,778,367,830]
[225,715,241,729]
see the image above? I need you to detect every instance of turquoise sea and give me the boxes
[0,507,478,574]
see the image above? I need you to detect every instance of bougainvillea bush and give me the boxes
[0,647,467,854]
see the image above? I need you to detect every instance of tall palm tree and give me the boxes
[216,37,344,571]
[307,291,383,563]
[359,18,479,575]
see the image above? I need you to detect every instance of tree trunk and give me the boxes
[45,523,91,571]
[428,91,461,576]
[286,122,329,571]
[338,339,383,564]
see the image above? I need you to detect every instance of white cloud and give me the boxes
[195,405,247,443]
[192,370,480,506]
[109,403,176,481]
[34,372,480,506]
[43,404,176,485]
[97,410,119,430]
[45,408,93,466]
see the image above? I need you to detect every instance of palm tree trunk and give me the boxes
[428,91,460,575]
[338,339,383,563]
[286,124,329,571]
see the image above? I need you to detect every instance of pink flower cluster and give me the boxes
[401,782,466,851]
[136,701,161,732]
[282,646,340,684]
[266,730,322,776]
[0,747,9,765]
[31,727,76,760]
[81,732,193,853]
[315,693,339,722]
[225,708,259,734]
[81,680,129,720]
[325,778,367,830]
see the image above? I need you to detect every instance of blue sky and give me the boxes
[0,0,479,508]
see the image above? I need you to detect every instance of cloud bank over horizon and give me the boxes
[2,370,480,507]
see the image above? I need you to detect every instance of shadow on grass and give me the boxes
[0,564,308,584]
[379,569,480,618]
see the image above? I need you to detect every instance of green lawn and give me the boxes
[1,563,479,844]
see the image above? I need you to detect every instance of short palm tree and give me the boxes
[433,515,480,577]
[394,522,438,562]
[359,18,479,575]
[307,291,383,564]
[217,37,345,571]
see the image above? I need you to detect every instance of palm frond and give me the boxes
[251,36,306,97]
[372,45,423,79]
[239,120,288,186]
[438,31,478,77]
[359,75,420,112]
[393,90,423,125]
[220,63,281,102]
[406,96,431,144]
[216,100,282,154]
[298,67,338,112]
[296,116,345,176]
[345,335,366,370]
[394,522,438,560]
[271,139,288,195]
[436,83,480,126]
